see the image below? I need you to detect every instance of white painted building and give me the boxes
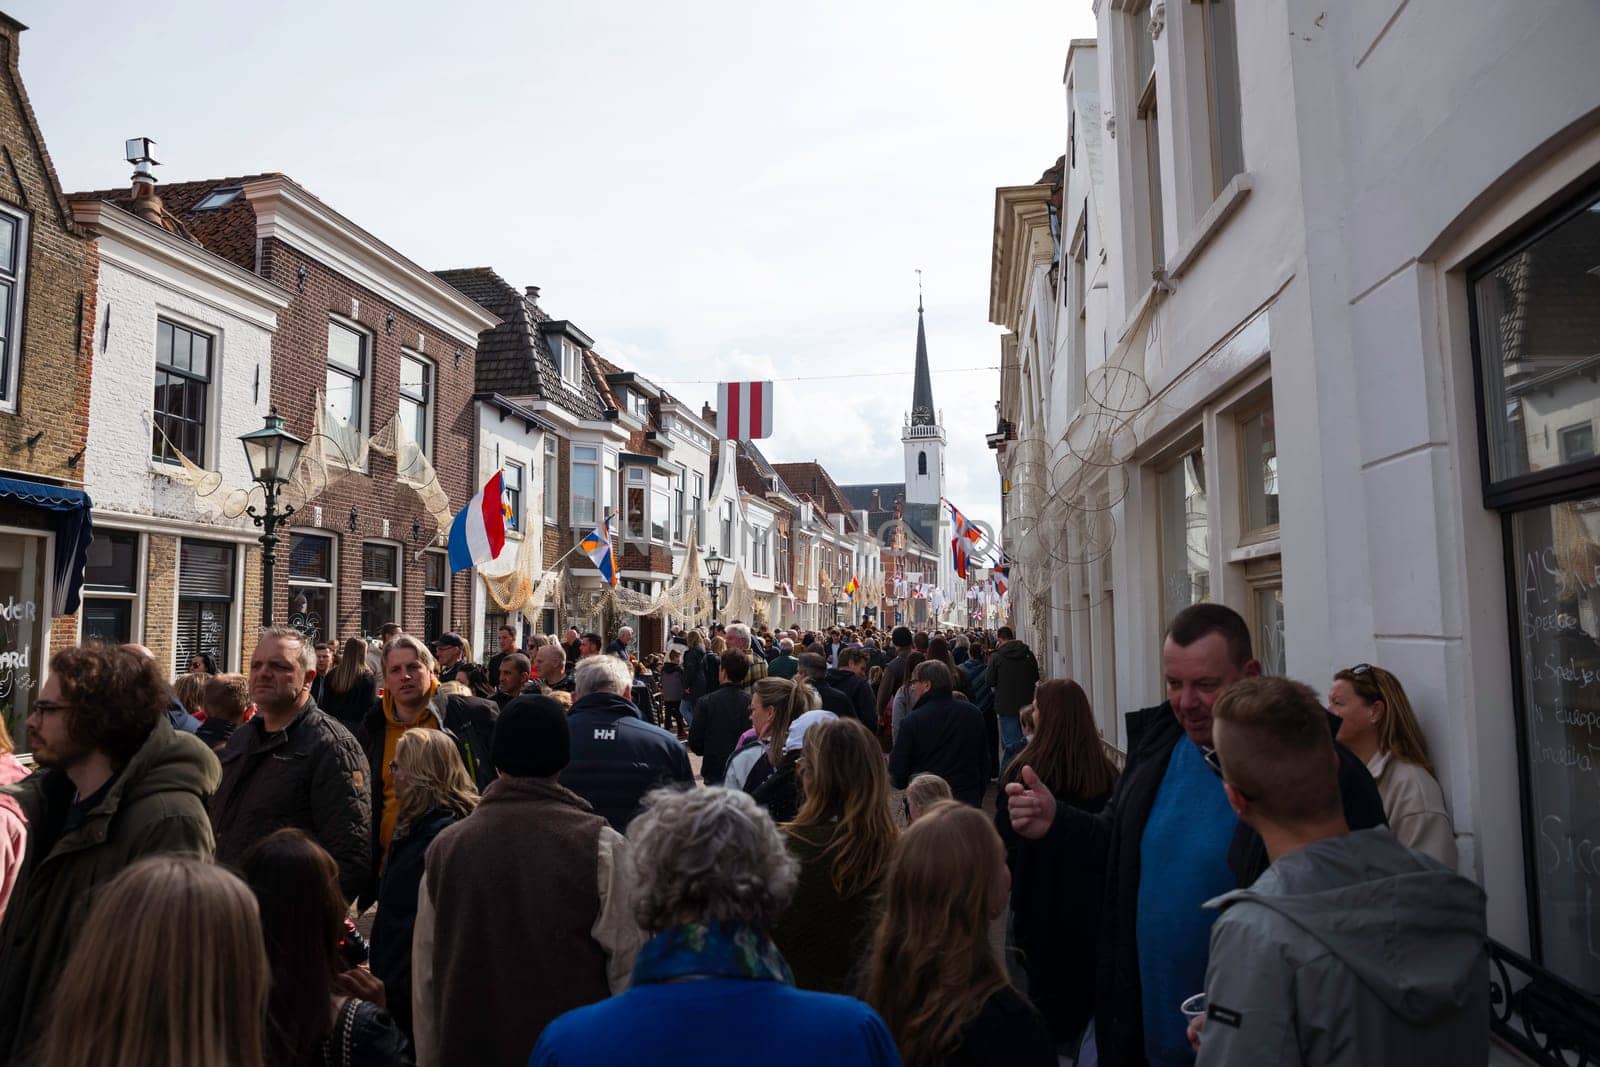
[990,1,1600,1055]
[469,393,553,654]
[71,193,289,673]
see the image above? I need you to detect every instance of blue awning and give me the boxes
[0,476,94,614]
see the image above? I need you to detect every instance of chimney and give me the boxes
[124,137,163,226]
[871,488,881,509]
[524,285,540,305]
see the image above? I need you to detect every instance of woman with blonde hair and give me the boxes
[39,856,268,1067]
[904,773,952,823]
[321,635,378,730]
[993,678,1118,1051]
[728,676,809,794]
[863,802,1054,1067]
[771,717,898,993]
[371,729,480,1042]
[1329,663,1457,866]
[749,678,823,822]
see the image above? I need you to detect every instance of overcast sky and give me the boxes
[14,0,1094,535]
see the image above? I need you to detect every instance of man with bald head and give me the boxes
[536,644,574,694]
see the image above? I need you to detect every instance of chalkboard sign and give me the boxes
[1513,498,1600,994]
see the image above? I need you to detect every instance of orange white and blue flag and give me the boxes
[579,515,617,586]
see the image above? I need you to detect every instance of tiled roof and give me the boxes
[734,440,799,503]
[770,461,856,522]
[434,267,610,422]
[69,174,282,271]
[838,483,939,549]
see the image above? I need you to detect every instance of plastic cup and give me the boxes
[1180,993,1207,1022]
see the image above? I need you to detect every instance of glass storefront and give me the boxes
[0,531,48,750]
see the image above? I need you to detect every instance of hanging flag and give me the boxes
[781,581,797,605]
[844,576,859,598]
[716,381,774,441]
[578,514,618,586]
[447,471,508,572]
[947,500,983,546]
[993,570,1008,597]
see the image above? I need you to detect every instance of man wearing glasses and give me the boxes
[0,643,220,1061]
[1006,604,1384,1067]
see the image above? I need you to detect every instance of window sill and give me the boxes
[1228,535,1281,564]
[1166,173,1254,281]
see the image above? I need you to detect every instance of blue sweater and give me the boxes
[530,978,901,1067]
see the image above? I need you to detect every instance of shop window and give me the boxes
[152,318,213,466]
[360,543,400,640]
[1158,448,1209,623]
[503,462,524,535]
[1471,182,1600,994]
[0,531,47,747]
[176,540,234,674]
[0,206,29,412]
[288,532,334,644]
[423,550,448,643]
[82,529,141,644]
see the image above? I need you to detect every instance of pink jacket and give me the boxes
[0,754,30,922]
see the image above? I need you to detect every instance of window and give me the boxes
[423,550,448,643]
[571,446,599,526]
[1470,185,1600,993]
[192,187,241,211]
[543,436,560,524]
[1158,448,1209,623]
[360,543,400,639]
[176,540,234,674]
[326,320,368,433]
[503,462,524,534]
[0,531,48,748]
[398,352,433,454]
[1240,409,1279,532]
[918,451,928,476]
[1559,422,1595,464]
[81,530,140,644]
[673,479,686,544]
[1253,585,1285,676]
[1131,8,1165,272]
[152,319,213,466]
[624,467,647,542]
[721,500,735,558]
[288,533,334,644]
[0,206,29,411]
[1198,0,1244,194]
[629,391,650,419]
[560,340,584,388]
[652,482,671,544]
[692,473,705,545]
[1475,185,1600,485]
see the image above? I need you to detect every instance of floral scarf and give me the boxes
[631,921,793,986]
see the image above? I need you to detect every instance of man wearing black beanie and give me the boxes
[411,695,642,1066]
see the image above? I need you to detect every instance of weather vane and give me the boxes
[915,268,924,313]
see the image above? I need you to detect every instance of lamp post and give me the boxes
[241,409,307,627]
[705,547,726,625]
[831,583,842,626]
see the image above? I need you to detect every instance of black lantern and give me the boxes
[241,409,306,626]
[705,548,726,624]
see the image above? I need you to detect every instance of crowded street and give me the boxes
[0,0,1597,1065]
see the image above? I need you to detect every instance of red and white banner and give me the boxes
[716,381,774,441]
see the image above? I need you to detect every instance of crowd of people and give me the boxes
[0,603,1492,1066]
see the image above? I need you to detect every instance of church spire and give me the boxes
[910,277,935,427]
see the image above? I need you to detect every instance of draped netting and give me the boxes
[365,413,454,548]
[721,566,755,623]
[483,533,719,626]
[601,539,714,623]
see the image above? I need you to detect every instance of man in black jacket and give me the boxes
[688,650,751,785]
[534,645,573,694]
[212,627,371,902]
[888,660,988,807]
[560,653,692,831]
[798,652,852,720]
[874,626,915,721]
[359,635,497,902]
[825,647,877,731]
[1006,604,1385,1067]
[986,626,1040,758]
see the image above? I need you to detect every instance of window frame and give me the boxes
[422,549,449,644]
[287,531,337,645]
[151,316,215,468]
[359,541,402,640]
[1196,0,1245,198]
[79,528,144,646]
[543,436,560,526]
[560,339,584,389]
[0,203,30,415]
[571,445,600,527]
[1156,444,1210,626]
[326,316,371,435]
[175,538,237,674]
[623,466,648,542]
[650,474,671,546]
[398,349,434,457]
[1236,400,1280,542]
[503,461,525,537]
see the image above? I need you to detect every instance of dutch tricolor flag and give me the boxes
[447,471,508,572]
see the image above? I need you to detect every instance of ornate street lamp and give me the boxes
[831,583,843,626]
[705,547,726,625]
[241,409,306,626]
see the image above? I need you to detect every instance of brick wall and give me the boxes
[143,534,177,668]
[240,541,262,657]
[257,239,477,643]
[542,436,574,570]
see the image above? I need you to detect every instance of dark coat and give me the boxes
[996,774,1111,1043]
[770,824,884,994]
[815,681,854,720]
[320,674,378,730]
[752,750,803,824]
[211,699,371,901]
[326,998,415,1066]
[559,691,693,832]
[874,650,913,716]
[371,807,459,1043]
[0,721,219,1061]
[888,687,989,807]
[959,657,994,714]
[768,654,799,679]
[824,668,877,731]
[947,987,1057,1067]
[681,645,707,701]
[689,683,752,786]
[357,692,496,903]
[986,641,1040,719]
[1041,702,1387,1067]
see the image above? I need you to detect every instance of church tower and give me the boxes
[902,293,945,506]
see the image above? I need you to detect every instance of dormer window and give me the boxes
[629,391,650,419]
[192,187,241,211]
[560,340,583,389]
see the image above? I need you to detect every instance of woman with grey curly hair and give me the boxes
[531,787,902,1067]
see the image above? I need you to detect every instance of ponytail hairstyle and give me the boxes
[762,675,813,768]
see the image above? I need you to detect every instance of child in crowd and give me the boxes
[905,773,953,823]
[196,674,251,751]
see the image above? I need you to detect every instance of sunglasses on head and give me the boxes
[1347,663,1373,675]
[1201,744,1252,802]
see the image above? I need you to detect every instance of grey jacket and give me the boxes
[1196,828,1488,1067]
